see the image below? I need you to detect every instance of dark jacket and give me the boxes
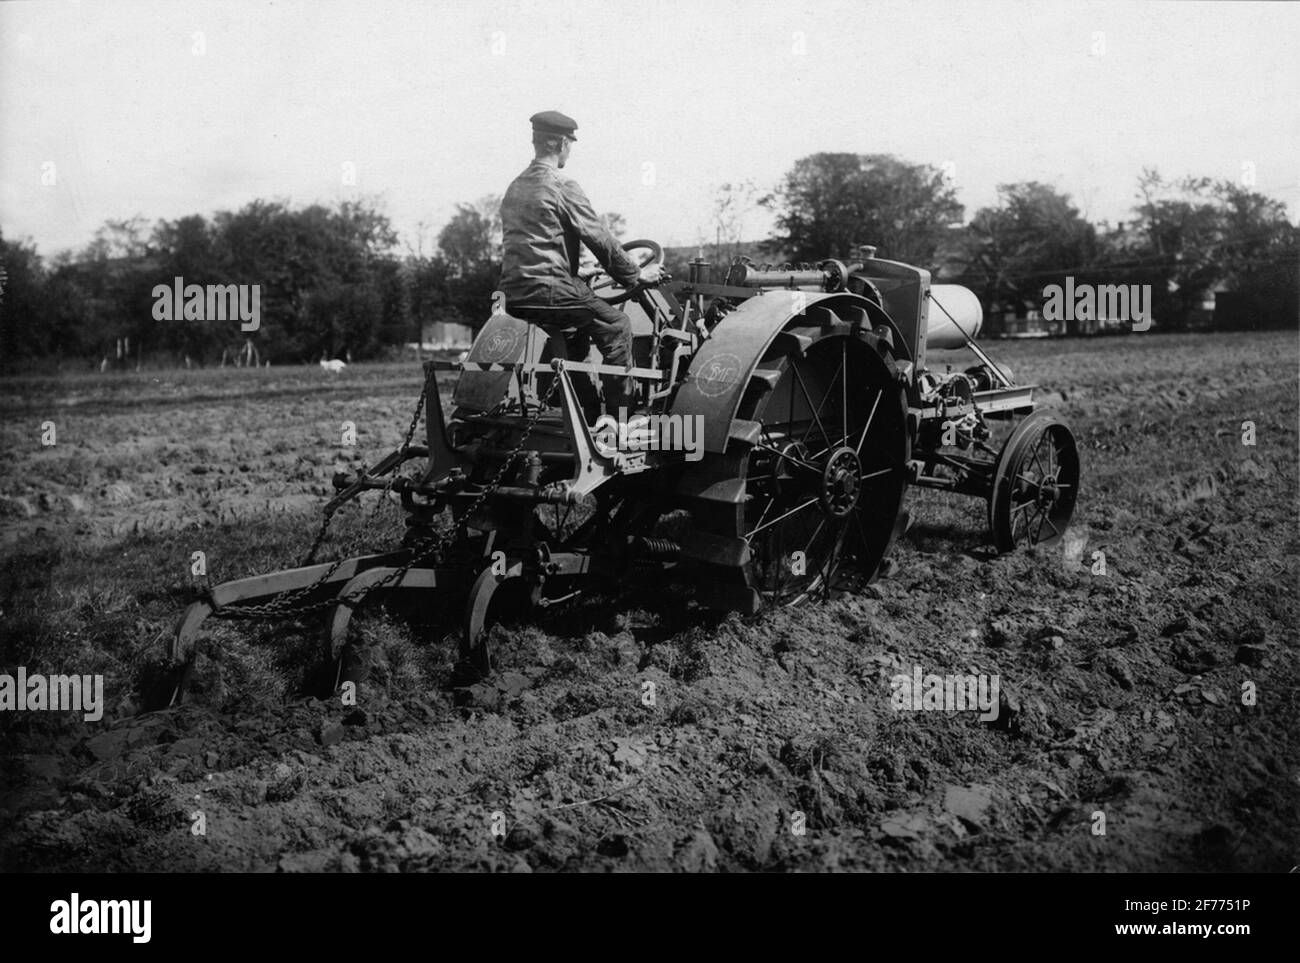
[499,159,640,307]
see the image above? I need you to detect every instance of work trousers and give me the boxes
[510,298,636,419]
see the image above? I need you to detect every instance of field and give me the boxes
[1,331,1297,872]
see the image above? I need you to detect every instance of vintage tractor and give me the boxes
[162,242,1078,705]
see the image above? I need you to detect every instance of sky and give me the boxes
[2,0,1298,259]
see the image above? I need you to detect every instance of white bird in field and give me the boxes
[319,357,347,373]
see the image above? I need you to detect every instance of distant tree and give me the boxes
[1119,170,1299,328]
[437,195,509,328]
[406,255,452,327]
[68,217,162,363]
[1213,180,1298,288]
[476,195,503,260]
[4,198,413,365]
[438,204,495,278]
[84,216,152,260]
[961,182,1100,331]
[43,263,96,358]
[1117,170,1228,329]
[0,231,50,360]
[150,214,219,359]
[1212,181,1299,327]
[763,153,963,266]
[201,197,399,359]
[304,280,385,359]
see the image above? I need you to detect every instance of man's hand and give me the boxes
[639,263,667,286]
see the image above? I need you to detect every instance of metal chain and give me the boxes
[330,376,560,609]
[209,376,558,621]
[210,379,430,619]
[300,375,430,566]
[368,384,429,522]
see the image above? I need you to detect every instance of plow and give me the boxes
[161,242,1079,707]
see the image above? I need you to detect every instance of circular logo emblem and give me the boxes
[477,323,524,362]
[695,352,742,398]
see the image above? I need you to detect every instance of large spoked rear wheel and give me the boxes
[989,409,1080,553]
[686,324,910,609]
[744,335,908,603]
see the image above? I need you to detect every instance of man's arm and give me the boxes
[560,179,642,289]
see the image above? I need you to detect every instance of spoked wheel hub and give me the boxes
[820,446,862,518]
[1034,476,1061,507]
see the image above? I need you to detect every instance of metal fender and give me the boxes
[669,290,895,454]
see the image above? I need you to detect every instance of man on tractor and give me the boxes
[498,110,665,421]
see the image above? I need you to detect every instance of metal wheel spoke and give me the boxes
[751,493,776,539]
[821,525,843,597]
[804,517,827,583]
[752,442,821,474]
[792,364,834,454]
[787,364,795,444]
[803,349,847,450]
[1014,500,1037,543]
[768,511,785,597]
[841,342,848,452]
[854,389,882,457]
[1030,440,1048,482]
[780,509,819,597]
[746,497,819,541]
[806,438,834,462]
[1026,503,1046,542]
[1033,505,1049,543]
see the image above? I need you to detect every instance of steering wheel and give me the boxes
[587,238,663,305]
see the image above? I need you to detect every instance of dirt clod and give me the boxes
[317,721,346,747]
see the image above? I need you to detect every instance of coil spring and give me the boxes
[632,536,681,559]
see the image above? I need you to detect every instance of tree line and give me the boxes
[1,155,1295,368]
[747,155,1298,332]
[0,197,515,368]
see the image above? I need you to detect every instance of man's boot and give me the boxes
[603,373,646,418]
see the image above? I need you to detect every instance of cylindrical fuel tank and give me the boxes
[926,284,983,348]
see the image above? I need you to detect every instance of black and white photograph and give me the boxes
[0,0,1296,928]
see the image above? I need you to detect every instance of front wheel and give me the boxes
[988,410,1080,553]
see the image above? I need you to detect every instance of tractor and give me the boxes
[163,241,1079,705]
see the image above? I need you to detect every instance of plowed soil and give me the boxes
[1,331,1297,872]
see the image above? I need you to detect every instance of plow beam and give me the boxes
[168,551,409,697]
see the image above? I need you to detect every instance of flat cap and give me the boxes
[530,110,578,140]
